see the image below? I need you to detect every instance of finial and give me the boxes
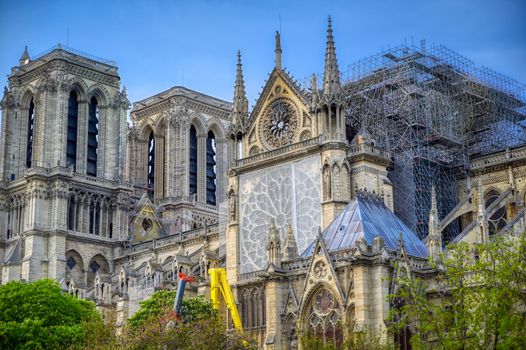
[275,31,282,69]
[323,16,341,97]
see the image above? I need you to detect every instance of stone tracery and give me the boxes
[260,98,299,149]
[239,156,321,273]
[304,287,343,348]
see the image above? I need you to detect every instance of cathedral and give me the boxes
[1,17,525,349]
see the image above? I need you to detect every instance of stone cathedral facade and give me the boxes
[1,19,526,350]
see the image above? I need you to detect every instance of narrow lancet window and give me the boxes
[26,98,35,168]
[67,91,79,171]
[147,131,155,198]
[206,130,217,205]
[87,97,99,176]
[189,125,198,197]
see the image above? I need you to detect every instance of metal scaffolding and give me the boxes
[341,42,526,241]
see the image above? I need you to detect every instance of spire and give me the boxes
[267,219,282,271]
[310,73,318,108]
[231,50,248,134]
[322,16,342,98]
[283,224,298,261]
[427,185,442,261]
[431,185,437,214]
[19,46,30,66]
[428,185,439,235]
[275,31,282,69]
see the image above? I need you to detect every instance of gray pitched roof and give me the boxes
[302,197,428,258]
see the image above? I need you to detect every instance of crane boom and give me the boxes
[209,268,243,333]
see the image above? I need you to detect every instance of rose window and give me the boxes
[314,289,335,315]
[261,99,298,148]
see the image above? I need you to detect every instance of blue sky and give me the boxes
[0,0,524,106]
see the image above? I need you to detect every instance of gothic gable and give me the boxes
[129,194,164,242]
[299,234,346,312]
[246,68,313,153]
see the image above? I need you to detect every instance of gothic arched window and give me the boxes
[89,201,95,234]
[189,125,198,197]
[304,288,343,348]
[26,97,35,168]
[87,96,99,176]
[147,131,155,198]
[206,130,217,205]
[67,196,76,231]
[67,91,79,171]
[484,190,507,235]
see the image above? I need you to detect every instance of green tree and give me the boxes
[387,233,526,349]
[0,279,103,350]
[124,290,254,349]
[127,290,215,331]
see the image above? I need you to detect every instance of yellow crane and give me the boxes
[208,268,243,333]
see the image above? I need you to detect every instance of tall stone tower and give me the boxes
[312,17,351,227]
[0,45,132,294]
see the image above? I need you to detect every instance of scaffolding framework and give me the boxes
[340,42,526,241]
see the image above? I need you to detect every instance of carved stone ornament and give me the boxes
[260,98,298,149]
[313,260,327,279]
[1,86,15,108]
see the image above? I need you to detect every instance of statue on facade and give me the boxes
[323,167,331,200]
[228,188,236,222]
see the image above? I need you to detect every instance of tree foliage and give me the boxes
[388,233,526,349]
[0,279,102,350]
[127,290,215,331]
[124,290,254,349]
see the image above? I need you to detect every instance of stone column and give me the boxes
[197,134,206,203]
[215,139,228,204]
[21,231,46,282]
[98,106,107,179]
[164,120,176,197]
[0,195,7,239]
[0,106,9,180]
[154,134,165,200]
[264,280,286,349]
[352,263,369,331]
[47,232,67,281]
[370,263,390,337]
[56,85,68,168]
[33,90,47,168]
[76,100,88,174]
[225,174,240,283]
[176,118,188,197]
[44,87,58,166]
